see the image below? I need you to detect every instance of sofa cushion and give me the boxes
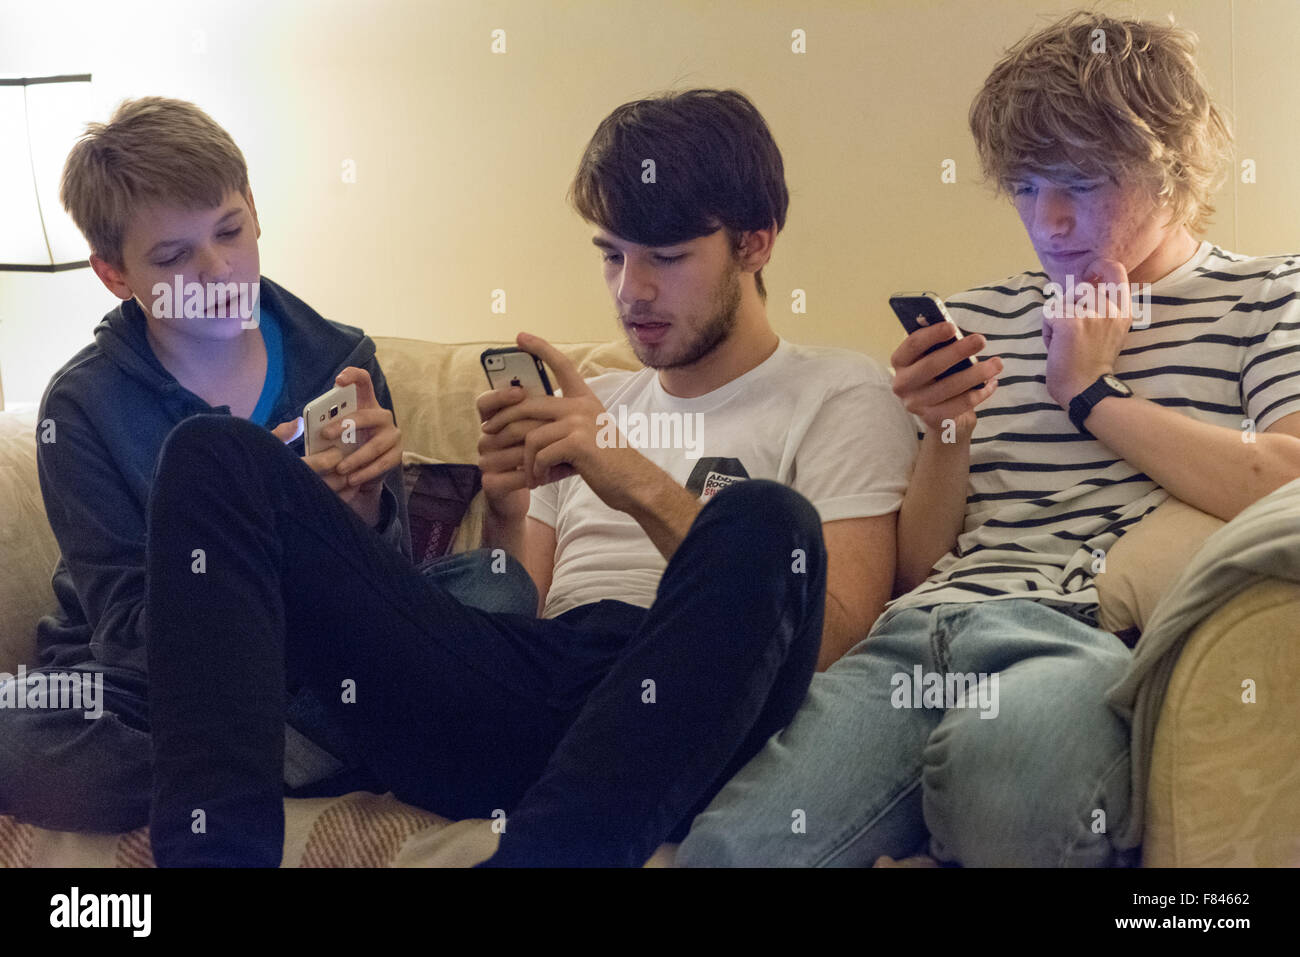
[1095,496,1225,638]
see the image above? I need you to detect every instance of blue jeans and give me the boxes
[677,599,1138,867]
[0,549,537,833]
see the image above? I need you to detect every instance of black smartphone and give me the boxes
[889,291,978,384]
[480,346,555,397]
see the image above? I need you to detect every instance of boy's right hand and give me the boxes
[890,323,1002,437]
[475,385,543,524]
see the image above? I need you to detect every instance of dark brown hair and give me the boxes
[570,89,789,299]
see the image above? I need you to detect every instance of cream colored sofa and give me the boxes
[0,336,1296,867]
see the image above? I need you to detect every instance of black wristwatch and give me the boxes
[1068,373,1133,436]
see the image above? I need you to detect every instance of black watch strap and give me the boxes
[1068,374,1133,436]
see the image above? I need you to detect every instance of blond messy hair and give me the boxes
[969,10,1232,234]
[60,97,249,269]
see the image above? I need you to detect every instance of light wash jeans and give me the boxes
[677,599,1139,867]
[0,548,537,832]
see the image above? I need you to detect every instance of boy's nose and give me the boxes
[616,259,655,306]
[195,244,232,284]
[1032,188,1075,239]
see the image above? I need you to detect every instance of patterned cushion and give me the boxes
[402,461,481,564]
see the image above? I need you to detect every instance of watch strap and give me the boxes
[1068,375,1131,436]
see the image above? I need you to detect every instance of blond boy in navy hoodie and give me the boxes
[0,97,533,833]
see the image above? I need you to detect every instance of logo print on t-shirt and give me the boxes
[685,457,750,501]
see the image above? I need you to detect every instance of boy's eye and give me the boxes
[157,250,186,267]
[600,251,683,264]
[1013,182,1098,197]
[219,227,241,239]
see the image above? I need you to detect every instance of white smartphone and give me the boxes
[303,383,359,456]
[480,347,555,397]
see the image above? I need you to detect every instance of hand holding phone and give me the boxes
[889,291,1002,436]
[475,346,557,523]
[296,370,404,527]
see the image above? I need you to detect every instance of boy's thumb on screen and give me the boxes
[272,417,304,443]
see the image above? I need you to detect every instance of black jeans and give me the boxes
[145,415,826,866]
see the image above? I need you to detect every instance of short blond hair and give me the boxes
[969,10,1232,234]
[60,97,249,269]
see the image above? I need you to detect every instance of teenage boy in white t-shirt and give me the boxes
[141,88,917,867]
[679,12,1300,868]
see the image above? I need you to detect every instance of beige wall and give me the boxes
[1,0,1297,406]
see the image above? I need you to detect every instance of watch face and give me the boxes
[1103,374,1131,395]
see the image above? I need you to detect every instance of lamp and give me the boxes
[0,74,93,272]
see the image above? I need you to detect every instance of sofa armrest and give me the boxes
[1142,578,1300,866]
[0,407,60,672]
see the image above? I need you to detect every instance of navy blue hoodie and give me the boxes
[34,277,410,678]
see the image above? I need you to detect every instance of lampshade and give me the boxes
[0,74,93,272]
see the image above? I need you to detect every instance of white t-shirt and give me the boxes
[528,339,919,619]
[886,241,1300,621]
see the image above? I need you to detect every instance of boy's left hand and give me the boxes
[1042,256,1132,408]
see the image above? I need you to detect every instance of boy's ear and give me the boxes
[737,225,777,273]
[89,254,134,301]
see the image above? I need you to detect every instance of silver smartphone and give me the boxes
[303,383,359,456]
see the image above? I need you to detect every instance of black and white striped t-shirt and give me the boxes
[885,241,1300,622]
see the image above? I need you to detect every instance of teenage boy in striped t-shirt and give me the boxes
[680,11,1300,867]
